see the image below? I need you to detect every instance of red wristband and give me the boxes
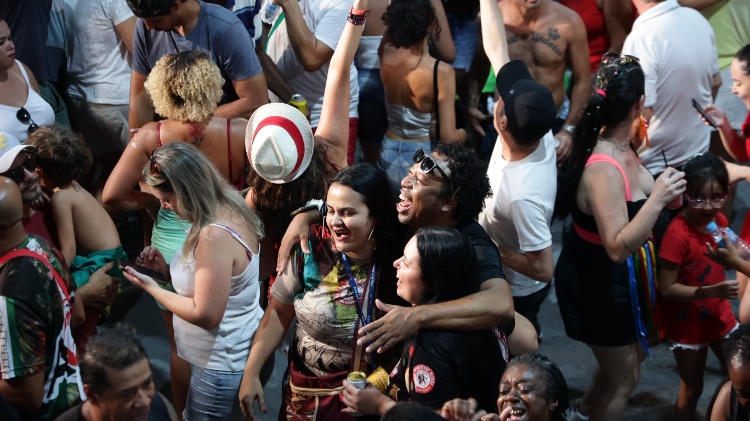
[349,6,370,17]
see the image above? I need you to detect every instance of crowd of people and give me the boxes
[1,0,750,420]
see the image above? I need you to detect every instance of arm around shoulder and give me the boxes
[419,277,514,331]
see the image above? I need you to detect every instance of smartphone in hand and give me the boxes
[691,98,718,129]
[117,259,168,285]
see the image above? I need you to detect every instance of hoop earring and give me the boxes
[367,227,377,250]
[639,113,650,147]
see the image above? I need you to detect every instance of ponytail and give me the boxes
[552,58,644,220]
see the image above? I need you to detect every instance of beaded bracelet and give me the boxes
[348,7,370,25]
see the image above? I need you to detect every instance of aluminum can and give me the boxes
[289,94,308,116]
[347,372,367,417]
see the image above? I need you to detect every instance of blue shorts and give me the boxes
[184,364,244,421]
[378,138,432,195]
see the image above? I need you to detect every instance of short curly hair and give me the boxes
[382,0,438,49]
[145,51,224,122]
[433,142,491,223]
[25,126,92,185]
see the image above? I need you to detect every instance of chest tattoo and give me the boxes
[507,27,563,57]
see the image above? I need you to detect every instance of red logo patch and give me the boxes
[412,364,435,394]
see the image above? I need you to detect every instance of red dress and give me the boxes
[659,212,737,344]
[561,0,608,74]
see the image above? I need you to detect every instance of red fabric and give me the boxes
[561,0,608,74]
[573,222,603,245]
[254,116,307,174]
[741,110,750,161]
[658,212,737,344]
[740,210,750,244]
[347,118,358,166]
[280,358,355,421]
[311,118,358,167]
[23,209,54,245]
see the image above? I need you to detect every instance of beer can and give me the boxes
[347,371,367,389]
[347,371,367,417]
[289,94,307,116]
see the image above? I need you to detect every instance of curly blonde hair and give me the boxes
[144,51,224,122]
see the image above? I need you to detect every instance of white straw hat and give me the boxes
[246,103,314,184]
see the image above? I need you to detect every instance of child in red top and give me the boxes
[659,152,739,421]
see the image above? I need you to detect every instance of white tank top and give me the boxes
[171,223,262,371]
[0,61,55,142]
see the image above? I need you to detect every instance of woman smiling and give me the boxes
[239,163,406,420]
[340,227,503,416]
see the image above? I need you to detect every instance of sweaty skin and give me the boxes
[500,0,589,113]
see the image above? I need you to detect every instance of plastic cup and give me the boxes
[665,193,683,209]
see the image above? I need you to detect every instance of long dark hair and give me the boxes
[329,164,408,311]
[248,144,332,242]
[554,56,645,220]
[414,226,478,305]
[330,164,407,369]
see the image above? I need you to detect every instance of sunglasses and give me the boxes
[601,52,640,65]
[413,149,452,192]
[685,194,727,209]
[149,153,163,176]
[16,107,40,134]
[1,151,37,184]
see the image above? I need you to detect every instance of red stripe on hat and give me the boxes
[253,116,305,175]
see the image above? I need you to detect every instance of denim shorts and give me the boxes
[357,68,388,147]
[184,364,244,421]
[378,138,432,195]
[446,13,477,71]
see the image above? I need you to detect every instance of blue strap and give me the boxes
[340,253,376,327]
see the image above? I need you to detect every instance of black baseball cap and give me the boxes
[495,60,556,145]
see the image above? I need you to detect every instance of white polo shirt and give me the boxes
[623,0,719,174]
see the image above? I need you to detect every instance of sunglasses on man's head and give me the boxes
[601,52,640,65]
[1,151,37,185]
[412,149,453,192]
[16,107,40,134]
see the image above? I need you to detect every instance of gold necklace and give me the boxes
[600,136,631,152]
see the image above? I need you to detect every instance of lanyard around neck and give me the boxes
[340,253,376,327]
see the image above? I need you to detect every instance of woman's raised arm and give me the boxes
[315,0,370,169]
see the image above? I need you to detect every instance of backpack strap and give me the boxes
[0,248,70,305]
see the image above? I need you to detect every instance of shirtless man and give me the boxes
[470,0,590,164]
